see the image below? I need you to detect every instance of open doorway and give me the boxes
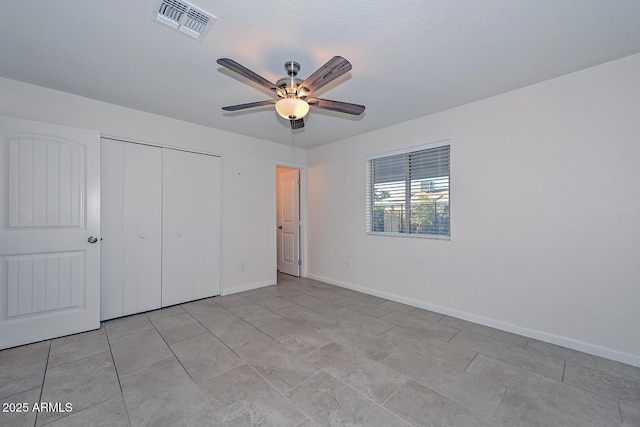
[276,166,301,277]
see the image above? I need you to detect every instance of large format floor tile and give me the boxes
[48,326,110,368]
[36,351,120,426]
[149,312,208,344]
[199,364,307,426]
[104,314,154,340]
[170,333,245,383]
[44,396,129,427]
[235,338,320,393]
[495,376,622,427]
[450,329,565,381]
[1,273,639,426]
[384,380,496,427]
[311,342,409,403]
[109,329,174,375]
[0,340,50,399]
[288,371,409,427]
[204,314,271,349]
[0,386,41,427]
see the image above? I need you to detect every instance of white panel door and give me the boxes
[277,168,300,276]
[101,140,162,320]
[162,149,195,306]
[0,115,100,349]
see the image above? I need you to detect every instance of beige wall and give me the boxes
[0,76,307,294]
[306,53,640,366]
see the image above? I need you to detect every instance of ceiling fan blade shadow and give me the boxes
[222,100,276,111]
[299,56,352,95]
[217,58,283,96]
[307,98,365,115]
[290,118,304,129]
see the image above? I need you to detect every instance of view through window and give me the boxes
[367,141,450,237]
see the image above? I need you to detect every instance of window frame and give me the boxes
[366,139,451,240]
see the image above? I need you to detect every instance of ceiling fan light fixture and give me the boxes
[275,97,309,120]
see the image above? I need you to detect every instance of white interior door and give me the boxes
[277,167,300,276]
[0,115,100,349]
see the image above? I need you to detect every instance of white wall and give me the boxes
[306,53,640,366]
[0,77,307,294]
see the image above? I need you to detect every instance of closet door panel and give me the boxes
[193,154,221,299]
[100,140,125,320]
[123,143,162,314]
[162,149,195,306]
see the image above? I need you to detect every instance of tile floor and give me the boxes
[2,274,640,426]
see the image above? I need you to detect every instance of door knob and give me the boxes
[88,235,98,244]
[278,226,283,230]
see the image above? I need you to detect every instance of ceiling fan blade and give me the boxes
[217,58,283,96]
[307,98,365,115]
[299,56,352,95]
[290,118,304,129]
[221,100,276,111]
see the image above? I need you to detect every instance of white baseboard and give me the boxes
[221,279,275,296]
[307,274,640,368]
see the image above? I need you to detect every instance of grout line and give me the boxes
[493,386,508,419]
[34,340,52,427]
[243,363,316,423]
[447,327,463,342]
[464,352,479,372]
[617,402,624,425]
[380,378,408,406]
[325,370,414,426]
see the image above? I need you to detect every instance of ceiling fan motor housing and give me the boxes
[276,61,307,97]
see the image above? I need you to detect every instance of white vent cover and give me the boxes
[151,0,216,40]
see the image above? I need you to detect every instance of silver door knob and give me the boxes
[88,235,98,244]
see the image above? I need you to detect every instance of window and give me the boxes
[366,141,450,238]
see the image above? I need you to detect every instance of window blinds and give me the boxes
[367,141,450,238]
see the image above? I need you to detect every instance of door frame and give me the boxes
[274,161,307,279]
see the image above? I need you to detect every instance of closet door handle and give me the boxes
[177,232,182,238]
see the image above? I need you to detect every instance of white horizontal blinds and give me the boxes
[408,145,450,236]
[368,142,450,236]
[371,153,407,233]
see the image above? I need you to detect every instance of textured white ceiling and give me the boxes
[1,1,640,148]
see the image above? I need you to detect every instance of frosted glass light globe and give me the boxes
[275,98,309,120]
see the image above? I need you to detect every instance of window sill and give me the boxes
[367,231,450,241]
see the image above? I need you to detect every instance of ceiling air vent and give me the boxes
[151,0,216,41]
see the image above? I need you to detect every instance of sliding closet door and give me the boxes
[122,143,162,314]
[101,140,161,320]
[193,154,221,299]
[162,149,194,306]
[162,149,221,306]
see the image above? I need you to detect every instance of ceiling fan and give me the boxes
[217,56,365,129]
